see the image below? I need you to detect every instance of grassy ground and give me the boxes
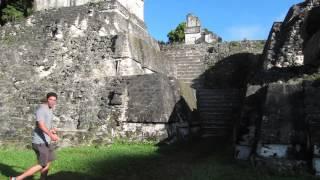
[0,139,317,180]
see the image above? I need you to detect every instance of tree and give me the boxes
[167,22,186,44]
[0,0,33,24]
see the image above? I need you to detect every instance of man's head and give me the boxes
[46,92,57,109]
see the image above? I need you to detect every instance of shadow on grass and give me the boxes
[47,138,235,180]
[86,138,233,180]
[0,163,36,180]
[49,171,102,180]
[0,163,19,177]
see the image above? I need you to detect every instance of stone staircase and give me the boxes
[162,44,243,138]
[163,45,206,86]
[197,88,242,137]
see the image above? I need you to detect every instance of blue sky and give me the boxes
[144,0,302,42]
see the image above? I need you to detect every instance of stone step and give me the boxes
[197,90,240,95]
[165,50,204,55]
[198,102,237,107]
[201,125,233,130]
[177,75,203,79]
[199,112,233,117]
[176,72,203,77]
[201,119,233,123]
[177,69,204,73]
[201,121,233,126]
[198,103,240,107]
[177,73,203,77]
[176,70,204,74]
[198,111,233,115]
[197,95,240,99]
[201,129,232,137]
[198,100,241,104]
[198,101,240,106]
[171,57,202,62]
[174,60,203,64]
[173,54,203,57]
[175,61,204,65]
[178,81,200,85]
[170,52,203,55]
[177,64,205,69]
[179,81,202,85]
[198,107,236,112]
[198,109,234,114]
[198,105,239,109]
[177,76,202,80]
[198,102,236,106]
[197,89,241,94]
[178,77,202,80]
[173,57,203,61]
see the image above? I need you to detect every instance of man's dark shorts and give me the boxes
[32,143,56,167]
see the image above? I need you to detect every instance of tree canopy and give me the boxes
[0,0,33,25]
[167,22,186,44]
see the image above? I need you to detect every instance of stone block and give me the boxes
[313,158,320,176]
[256,144,289,158]
[260,82,305,144]
[235,145,252,160]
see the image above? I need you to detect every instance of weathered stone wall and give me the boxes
[34,0,144,21]
[161,41,264,138]
[0,1,183,147]
[235,0,320,174]
[262,0,319,69]
[162,40,264,69]
[184,14,221,45]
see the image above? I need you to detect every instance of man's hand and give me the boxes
[50,134,59,142]
[50,128,58,134]
[38,121,59,142]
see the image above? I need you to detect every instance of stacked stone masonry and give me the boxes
[162,41,263,137]
[0,1,182,147]
[197,89,242,137]
[34,0,145,21]
[235,0,320,175]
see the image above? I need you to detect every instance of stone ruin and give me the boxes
[1,0,320,176]
[0,0,185,148]
[234,0,320,175]
[33,0,144,21]
[185,13,221,45]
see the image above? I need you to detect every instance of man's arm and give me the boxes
[38,121,59,141]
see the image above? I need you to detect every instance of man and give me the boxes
[10,92,59,180]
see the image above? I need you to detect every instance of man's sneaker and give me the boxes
[9,177,16,180]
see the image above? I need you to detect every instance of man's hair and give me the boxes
[46,92,58,99]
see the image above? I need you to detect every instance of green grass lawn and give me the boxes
[0,139,317,180]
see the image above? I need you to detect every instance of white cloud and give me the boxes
[226,25,264,40]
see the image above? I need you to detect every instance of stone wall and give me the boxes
[0,1,183,147]
[184,14,221,45]
[235,0,320,174]
[34,0,144,21]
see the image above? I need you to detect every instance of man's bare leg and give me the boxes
[15,164,43,180]
[40,162,51,180]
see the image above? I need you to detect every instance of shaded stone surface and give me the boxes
[235,0,320,174]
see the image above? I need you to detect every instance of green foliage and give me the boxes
[167,22,186,43]
[1,5,24,22]
[0,0,33,24]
